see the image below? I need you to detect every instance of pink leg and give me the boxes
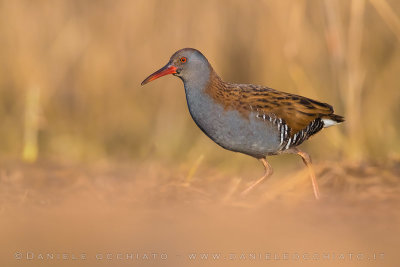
[284,148,320,200]
[241,158,273,196]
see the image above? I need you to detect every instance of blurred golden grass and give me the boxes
[1,159,399,267]
[1,158,399,210]
[1,3,400,266]
[0,0,399,167]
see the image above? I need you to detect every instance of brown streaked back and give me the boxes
[205,70,338,137]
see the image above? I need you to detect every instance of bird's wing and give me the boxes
[234,84,334,137]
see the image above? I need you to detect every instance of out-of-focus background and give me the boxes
[0,0,399,165]
[1,0,400,266]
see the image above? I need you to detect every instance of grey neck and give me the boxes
[179,65,216,135]
[180,64,211,93]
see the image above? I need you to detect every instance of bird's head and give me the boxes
[141,48,210,85]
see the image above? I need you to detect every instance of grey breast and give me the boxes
[184,84,281,158]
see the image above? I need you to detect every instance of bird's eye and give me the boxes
[180,57,187,63]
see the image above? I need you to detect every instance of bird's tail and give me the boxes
[321,114,345,128]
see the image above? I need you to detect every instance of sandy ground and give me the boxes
[0,159,399,267]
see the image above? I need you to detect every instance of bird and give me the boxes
[141,48,344,199]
